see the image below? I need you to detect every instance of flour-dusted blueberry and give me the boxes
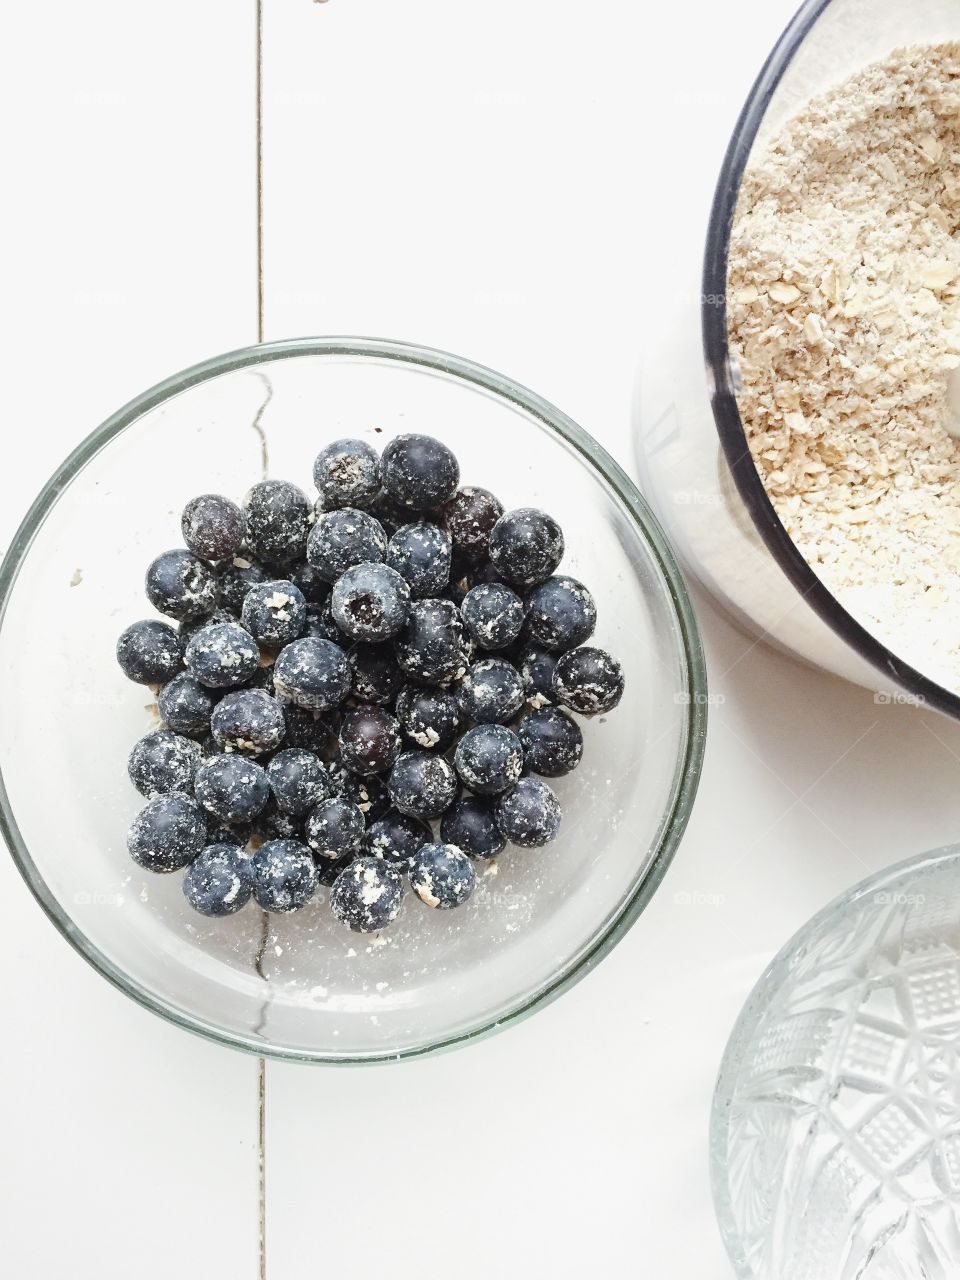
[273,637,351,711]
[517,706,583,777]
[440,486,504,564]
[440,795,506,859]
[386,522,452,598]
[455,658,525,725]
[181,494,246,564]
[524,575,597,652]
[302,598,343,644]
[495,776,562,847]
[307,507,388,583]
[329,763,391,822]
[388,750,458,820]
[395,597,467,686]
[553,645,624,715]
[394,685,460,752]
[206,819,253,847]
[252,839,318,913]
[217,555,269,613]
[183,843,254,917]
[267,748,332,816]
[128,729,201,797]
[313,437,381,510]
[381,433,460,510]
[339,705,402,776]
[460,582,525,650]
[305,796,366,863]
[127,792,207,873]
[117,619,184,685]
[282,703,340,752]
[178,607,237,648]
[453,723,523,795]
[289,561,331,606]
[211,689,286,756]
[331,562,410,642]
[241,579,307,649]
[242,662,277,697]
[145,549,218,622]
[516,644,558,707]
[243,479,313,568]
[409,842,476,910]
[194,754,270,824]
[330,856,404,933]
[185,621,261,689]
[348,643,405,705]
[488,508,564,589]
[254,797,306,842]
[368,487,411,537]
[363,810,431,868]
[158,672,216,737]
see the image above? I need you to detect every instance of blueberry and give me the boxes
[181,494,246,564]
[394,597,467,685]
[273,637,351,711]
[283,703,340,752]
[302,598,343,644]
[243,480,312,568]
[388,750,458,819]
[217,556,269,613]
[386,522,452,598]
[338,705,402,776]
[553,646,624,715]
[381,433,460,510]
[394,685,460,752]
[439,487,504,564]
[409,842,476,910]
[242,663,277,697]
[183,844,254,917]
[516,644,557,707]
[210,689,286,756]
[158,672,216,737]
[488,508,564,589]
[316,854,355,887]
[495,777,562,847]
[313,438,381,510]
[241,579,307,649]
[128,729,200,797]
[524,575,596,651]
[330,856,404,933]
[455,658,525,725]
[306,508,387,583]
[331,562,410,642]
[117,619,183,685]
[440,795,506,859]
[348,643,405,705]
[206,819,253,847]
[185,621,261,689]
[145,549,218,621]
[267,748,333,816]
[290,561,331,605]
[363,810,432,868]
[254,797,306,842]
[461,582,525,650]
[453,724,523,795]
[194,754,270,823]
[178,607,236,647]
[251,839,318,913]
[517,706,583,777]
[127,792,207,873]
[304,795,366,862]
[367,487,411,536]
[329,764,391,822]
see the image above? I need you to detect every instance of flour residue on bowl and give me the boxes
[728,43,960,692]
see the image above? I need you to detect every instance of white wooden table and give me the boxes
[6,2,960,1275]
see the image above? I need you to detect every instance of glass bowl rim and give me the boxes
[702,0,960,721]
[709,839,960,1276]
[0,335,708,1065]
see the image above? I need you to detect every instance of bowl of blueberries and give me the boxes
[0,337,706,1062]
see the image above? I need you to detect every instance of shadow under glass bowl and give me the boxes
[0,337,706,1064]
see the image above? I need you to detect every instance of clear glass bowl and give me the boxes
[0,337,706,1063]
[636,0,960,717]
[712,844,960,1279]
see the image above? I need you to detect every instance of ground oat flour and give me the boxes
[728,43,960,693]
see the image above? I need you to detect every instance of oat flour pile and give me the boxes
[728,43,960,692]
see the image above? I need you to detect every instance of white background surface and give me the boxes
[5,1,960,1276]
